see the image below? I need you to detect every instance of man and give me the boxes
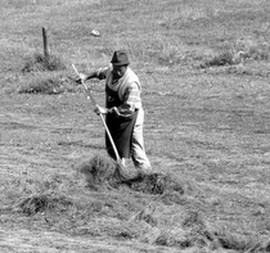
[77,50,152,175]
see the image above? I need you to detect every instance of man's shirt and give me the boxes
[95,65,142,117]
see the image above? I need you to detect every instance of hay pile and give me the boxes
[77,154,184,195]
[19,195,73,216]
[14,154,267,251]
[77,154,124,190]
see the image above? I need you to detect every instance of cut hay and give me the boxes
[77,154,184,195]
[74,218,146,240]
[123,173,184,195]
[19,194,73,216]
[76,154,124,190]
[130,204,157,226]
[214,231,262,252]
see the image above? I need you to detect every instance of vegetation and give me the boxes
[1,0,270,252]
[22,53,66,73]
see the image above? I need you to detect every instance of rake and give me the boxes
[72,64,121,163]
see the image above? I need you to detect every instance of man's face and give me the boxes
[112,65,127,79]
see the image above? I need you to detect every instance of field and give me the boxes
[1,0,270,252]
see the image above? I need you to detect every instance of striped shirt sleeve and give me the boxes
[115,82,141,116]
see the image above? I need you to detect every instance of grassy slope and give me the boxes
[1,0,270,252]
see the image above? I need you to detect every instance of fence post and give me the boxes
[42,27,50,57]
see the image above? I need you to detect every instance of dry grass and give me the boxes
[18,72,76,94]
[22,53,66,73]
[1,0,270,252]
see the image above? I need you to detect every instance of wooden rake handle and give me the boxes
[72,64,121,162]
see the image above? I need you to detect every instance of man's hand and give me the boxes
[94,105,108,115]
[76,73,88,84]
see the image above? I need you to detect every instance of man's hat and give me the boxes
[111,50,130,66]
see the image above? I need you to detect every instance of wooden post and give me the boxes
[42,27,50,57]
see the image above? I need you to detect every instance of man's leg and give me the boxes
[131,108,152,173]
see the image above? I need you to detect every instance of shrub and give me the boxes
[18,73,75,94]
[22,53,66,73]
[201,50,234,68]
[234,37,270,61]
[200,37,270,69]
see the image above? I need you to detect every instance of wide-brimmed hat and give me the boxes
[111,50,130,66]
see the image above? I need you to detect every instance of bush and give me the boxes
[201,50,234,68]
[22,53,66,73]
[235,38,270,61]
[201,38,270,69]
[18,73,75,95]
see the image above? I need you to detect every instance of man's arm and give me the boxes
[77,66,110,83]
[77,72,97,82]
[112,82,141,117]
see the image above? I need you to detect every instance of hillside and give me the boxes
[1,0,270,252]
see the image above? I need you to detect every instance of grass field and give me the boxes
[1,0,270,252]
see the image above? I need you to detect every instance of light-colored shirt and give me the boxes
[95,65,142,117]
